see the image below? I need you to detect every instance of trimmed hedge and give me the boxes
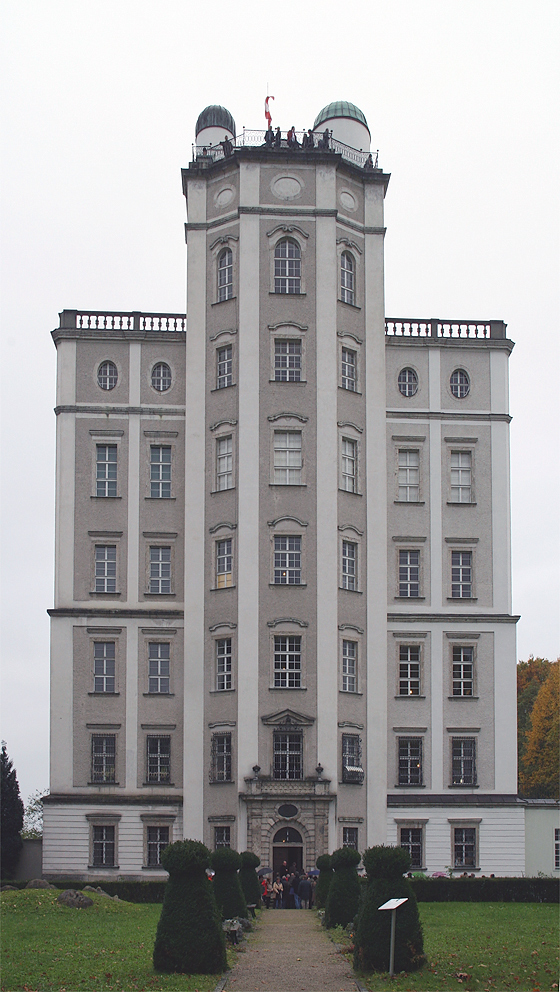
[239,851,261,908]
[1,880,167,902]
[324,847,361,928]
[314,854,332,909]
[211,847,247,920]
[409,876,559,903]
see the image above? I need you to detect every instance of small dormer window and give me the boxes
[340,252,355,305]
[218,248,233,302]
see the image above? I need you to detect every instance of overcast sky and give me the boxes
[1,0,558,805]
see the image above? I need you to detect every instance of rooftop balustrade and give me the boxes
[192,128,377,169]
[58,309,186,332]
[385,319,507,340]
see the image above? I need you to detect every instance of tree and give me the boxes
[517,657,552,793]
[324,846,361,928]
[314,853,332,908]
[239,850,261,908]
[0,743,24,879]
[22,789,48,839]
[519,661,559,799]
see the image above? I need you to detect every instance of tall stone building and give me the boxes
[43,102,524,879]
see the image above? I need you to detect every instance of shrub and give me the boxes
[410,875,560,903]
[324,847,361,928]
[354,845,425,974]
[239,850,261,908]
[152,839,226,975]
[314,854,332,909]
[211,847,247,920]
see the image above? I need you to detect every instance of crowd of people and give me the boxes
[260,863,316,909]
[219,127,375,169]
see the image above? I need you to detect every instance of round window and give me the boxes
[97,360,118,390]
[151,362,172,392]
[398,367,418,397]
[278,803,299,819]
[450,368,470,398]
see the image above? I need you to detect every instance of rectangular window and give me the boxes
[555,829,560,870]
[274,635,302,688]
[398,737,422,786]
[342,541,357,590]
[149,546,171,594]
[147,825,169,867]
[150,445,171,498]
[93,825,115,867]
[342,640,357,692]
[342,734,363,783]
[450,451,472,503]
[96,445,117,497]
[148,642,170,693]
[452,646,474,696]
[214,826,231,849]
[273,731,303,780]
[341,348,357,391]
[274,339,301,381]
[398,449,420,502]
[273,535,302,584]
[95,545,117,593]
[341,438,357,492]
[216,539,233,588]
[451,550,472,598]
[217,345,233,388]
[211,733,232,782]
[216,638,232,690]
[399,550,420,598]
[216,436,233,490]
[454,827,476,868]
[452,738,477,786]
[399,645,420,696]
[400,827,423,869]
[91,735,116,783]
[147,736,171,784]
[343,827,358,849]
[94,642,115,693]
[273,431,302,485]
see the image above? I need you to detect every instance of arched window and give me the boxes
[340,252,355,305]
[151,363,172,392]
[274,239,301,294]
[97,361,118,390]
[217,248,233,302]
[450,368,470,398]
[398,367,418,397]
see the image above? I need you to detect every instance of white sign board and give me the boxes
[378,897,408,911]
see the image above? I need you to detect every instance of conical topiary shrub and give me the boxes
[211,847,247,920]
[314,853,332,908]
[354,845,425,974]
[153,839,226,974]
[324,846,361,928]
[239,850,261,908]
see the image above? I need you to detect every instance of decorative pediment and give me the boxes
[209,235,239,250]
[266,224,309,239]
[268,515,308,528]
[267,412,308,424]
[268,322,308,332]
[336,237,363,255]
[261,708,315,727]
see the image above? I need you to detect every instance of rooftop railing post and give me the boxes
[430,319,439,338]
[59,309,77,329]
[489,321,506,339]
[132,311,141,331]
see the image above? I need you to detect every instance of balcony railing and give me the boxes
[192,129,376,169]
[385,319,507,340]
[59,310,186,332]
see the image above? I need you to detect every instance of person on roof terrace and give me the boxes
[302,129,314,149]
[264,126,274,148]
[221,135,233,157]
[274,127,282,147]
[287,125,299,149]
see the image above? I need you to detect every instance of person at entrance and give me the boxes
[298,874,311,909]
[272,876,283,909]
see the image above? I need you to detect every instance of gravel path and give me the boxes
[223,909,359,992]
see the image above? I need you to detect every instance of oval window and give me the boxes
[278,803,299,818]
[398,367,418,397]
[97,360,118,390]
[450,368,470,398]
[151,362,172,392]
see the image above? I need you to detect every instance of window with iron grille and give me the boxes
[452,646,474,696]
[95,545,117,593]
[214,826,231,848]
[399,645,420,695]
[342,734,363,783]
[96,445,117,497]
[341,347,357,390]
[274,636,301,688]
[452,738,476,786]
[273,535,301,584]
[399,550,420,597]
[398,737,422,786]
[275,339,301,381]
[216,436,233,490]
[398,367,418,397]
[149,546,171,594]
[218,248,233,302]
[274,239,301,294]
[92,825,115,866]
[342,640,357,692]
[216,638,232,690]
[216,539,233,588]
[450,451,472,502]
[400,827,422,869]
[217,345,233,388]
[147,736,171,783]
[454,827,476,867]
[97,360,118,391]
[340,252,355,305]
[151,363,172,392]
[342,540,357,590]
[91,735,116,783]
[398,449,419,501]
[150,445,171,498]
[94,642,115,693]
[273,431,302,484]
[147,826,169,866]
[450,368,470,398]
[148,642,170,693]
[341,438,357,492]
[273,731,303,780]
[343,827,359,849]
[211,733,232,782]
[451,550,472,598]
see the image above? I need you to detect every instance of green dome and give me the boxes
[195,105,236,137]
[313,101,369,134]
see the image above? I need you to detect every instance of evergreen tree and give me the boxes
[239,850,261,907]
[1,742,24,879]
[519,661,559,798]
[314,853,332,908]
[324,846,361,928]
[153,839,226,975]
[211,847,247,919]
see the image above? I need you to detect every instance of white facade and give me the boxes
[43,104,524,880]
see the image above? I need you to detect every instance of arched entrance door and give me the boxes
[272,826,303,876]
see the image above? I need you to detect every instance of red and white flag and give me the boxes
[265,95,274,128]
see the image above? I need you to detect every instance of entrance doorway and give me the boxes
[272,826,303,876]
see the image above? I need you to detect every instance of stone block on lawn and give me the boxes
[57,889,94,908]
[26,879,55,889]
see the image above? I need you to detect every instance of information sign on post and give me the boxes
[377,897,408,976]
